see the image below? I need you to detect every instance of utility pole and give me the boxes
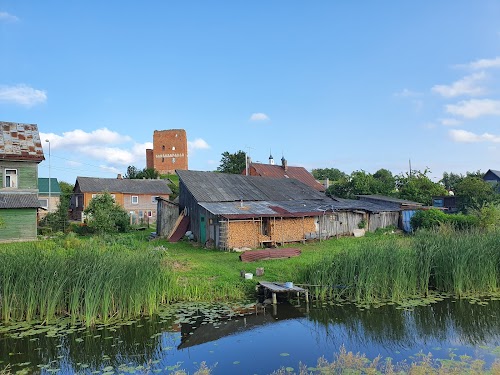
[45,139,51,212]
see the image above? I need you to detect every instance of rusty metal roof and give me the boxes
[0,121,45,162]
[248,163,325,192]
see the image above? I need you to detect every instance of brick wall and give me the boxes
[152,129,188,174]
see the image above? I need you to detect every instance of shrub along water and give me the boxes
[301,229,500,303]
[0,237,172,325]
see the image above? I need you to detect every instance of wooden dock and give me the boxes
[258,281,309,305]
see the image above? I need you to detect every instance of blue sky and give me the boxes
[1,1,500,184]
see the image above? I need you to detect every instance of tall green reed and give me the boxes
[301,229,500,303]
[0,238,172,325]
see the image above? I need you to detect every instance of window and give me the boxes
[139,210,144,218]
[148,210,153,217]
[162,145,165,150]
[151,196,157,204]
[131,196,139,204]
[172,146,176,151]
[5,169,17,188]
[38,199,48,209]
[172,157,176,163]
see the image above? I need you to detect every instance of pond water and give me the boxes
[2,296,500,374]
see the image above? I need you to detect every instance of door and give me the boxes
[200,215,206,244]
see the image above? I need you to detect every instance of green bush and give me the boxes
[84,192,130,234]
[411,208,478,231]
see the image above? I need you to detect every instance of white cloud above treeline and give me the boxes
[432,72,486,98]
[188,138,210,151]
[465,57,500,70]
[250,113,270,121]
[449,129,500,143]
[445,99,500,118]
[0,11,19,22]
[0,84,47,106]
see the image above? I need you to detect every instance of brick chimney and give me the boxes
[281,156,288,171]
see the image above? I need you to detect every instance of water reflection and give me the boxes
[2,298,500,374]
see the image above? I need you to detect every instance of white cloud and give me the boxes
[249,113,270,121]
[41,128,131,149]
[0,84,47,106]
[467,57,500,70]
[0,11,19,22]
[188,138,210,151]
[80,146,136,165]
[394,89,422,97]
[445,99,500,118]
[99,165,122,174]
[432,72,486,97]
[439,118,462,126]
[449,129,500,143]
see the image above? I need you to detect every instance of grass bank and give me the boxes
[2,229,500,324]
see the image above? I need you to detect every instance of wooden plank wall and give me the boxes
[0,208,37,242]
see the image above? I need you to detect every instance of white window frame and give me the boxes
[151,196,157,204]
[4,169,17,188]
[38,198,49,209]
[148,210,153,217]
[131,196,139,205]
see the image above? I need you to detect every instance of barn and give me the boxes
[175,170,403,250]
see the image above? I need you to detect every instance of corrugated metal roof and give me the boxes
[177,170,325,203]
[38,178,61,195]
[76,177,172,194]
[0,193,40,209]
[357,195,423,206]
[249,163,325,191]
[0,122,45,162]
[199,196,400,219]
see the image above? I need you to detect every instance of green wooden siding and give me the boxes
[0,162,38,189]
[0,208,37,242]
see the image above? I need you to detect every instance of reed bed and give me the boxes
[0,238,173,325]
[301,229,500,303]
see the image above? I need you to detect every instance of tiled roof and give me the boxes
[38,178,61,195]
[249,163,325,192]
[177,170,325,203]
[0,122,45,162]
[75,177,172,195]
[0,193,40,209]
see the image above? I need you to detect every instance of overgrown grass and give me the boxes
[301,229,500,303]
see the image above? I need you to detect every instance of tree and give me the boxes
[440,172,464,192]
[217,150,247,174]
[125,166,160,179]
[373,168,396,196]
[311,168,347,182]
[454,176,498,213]
[396,169,447,205]
[84,192,130,234]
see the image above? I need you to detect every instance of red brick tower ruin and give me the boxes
[146,129,188,174]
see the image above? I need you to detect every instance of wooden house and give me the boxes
[37,177,61,219]
[175,170,401,250]
[483,169,500,190]
[0,121,44,242]
[244,156,325,192]
[70,176,172,224]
